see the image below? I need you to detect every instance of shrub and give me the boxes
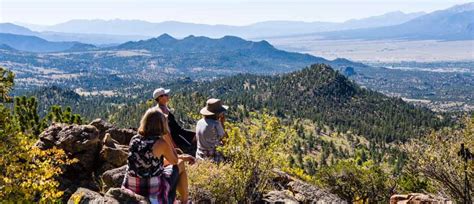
[315,159,395,203]
[404,116,474,202]
[187,112,297,202]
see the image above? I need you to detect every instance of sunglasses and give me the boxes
[159,94,169,97]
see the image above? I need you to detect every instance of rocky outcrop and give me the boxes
[35,119,136,202]
[105,128,136,145]
[105,188,149,203]
[390,193,453,204]
[263,170,347,203]
[98,133,129,174]
[37,119,346,203]
[68,187,117,204]
[36,124,102,172]
[89,118,114,141]
[101,165,127,191]
[67,187,149,204]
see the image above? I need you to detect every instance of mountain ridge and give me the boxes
[315,2,474,40]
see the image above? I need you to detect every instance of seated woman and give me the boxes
[122,107,194,204]
[195,98,228,163]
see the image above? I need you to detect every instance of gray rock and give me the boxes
[105,188,149,203]
[263,190,298,203]
[36,124,101,172]
[101,165,127,191]
[67,187,118,204]
[103,133,120,147]
[100,144,129,167]
[105,128,136,145]
[390,193,453,204]
[263,170,346,203]
[288,180,346,203]
[35,124,64,149]
[89,118,114,141]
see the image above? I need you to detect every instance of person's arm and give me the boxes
[153,138,178,165]
[178,154,196,165]
[216,115,227,144]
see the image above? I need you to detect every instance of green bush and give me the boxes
[187,112,297,202]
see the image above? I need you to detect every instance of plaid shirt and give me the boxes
[122,165,175,203]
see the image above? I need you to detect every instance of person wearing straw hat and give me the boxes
[153,88,196,155]
[195,98,228,163]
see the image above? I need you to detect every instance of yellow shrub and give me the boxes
[0,131,76,202]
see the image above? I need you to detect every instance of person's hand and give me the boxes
[219,113,225,124]
[179,154,196,165]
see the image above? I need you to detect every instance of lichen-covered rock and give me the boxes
[105,188,149,203]
[102,165,127,191]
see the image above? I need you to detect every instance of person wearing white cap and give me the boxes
[153,88,196,155]
[195,98,229,163]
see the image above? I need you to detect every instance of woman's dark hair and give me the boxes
[204,114,219,120]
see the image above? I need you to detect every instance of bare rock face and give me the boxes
[264,190,299,203]
[100,142,129,167]
[262,170,346,203]
[67,187,118,204]
[89,118,114,141]
[105,188,149,204]
[105,127,136,145]
[36,124,101,172]
[390,193,453,204]
[101,165,127,191]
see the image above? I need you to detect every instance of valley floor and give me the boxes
[265,37,474,62]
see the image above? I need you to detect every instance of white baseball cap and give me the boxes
[153,88,170,99]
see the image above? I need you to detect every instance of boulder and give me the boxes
[103,133,120,147]
[390,193,453,204]
[105,188,149,203]
[288,180,345,203]
[100,144,129,167]
[105,128,136,145]
[89,118,114,141]
[102,165,127,191]
[67,187,118,204]
[36,124,101,172]
[35,124,64,149]
[263,190,298,203]
[263,170,346,203]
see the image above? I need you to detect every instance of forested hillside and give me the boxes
[169,64,451,143]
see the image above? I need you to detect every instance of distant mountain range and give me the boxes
[25,11,423,38]
[1,3,471,44]
[0,33,93,52]
[0,33,368,96]
[0,23,147,45]
[314,2,474,40]
[0,10,426,45]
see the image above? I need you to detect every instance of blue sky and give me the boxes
[0,0,472,25]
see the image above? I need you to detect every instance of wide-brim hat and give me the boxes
[153,88,170,99]
[200,98,229,116]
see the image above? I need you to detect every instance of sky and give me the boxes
[0,0,472,26]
